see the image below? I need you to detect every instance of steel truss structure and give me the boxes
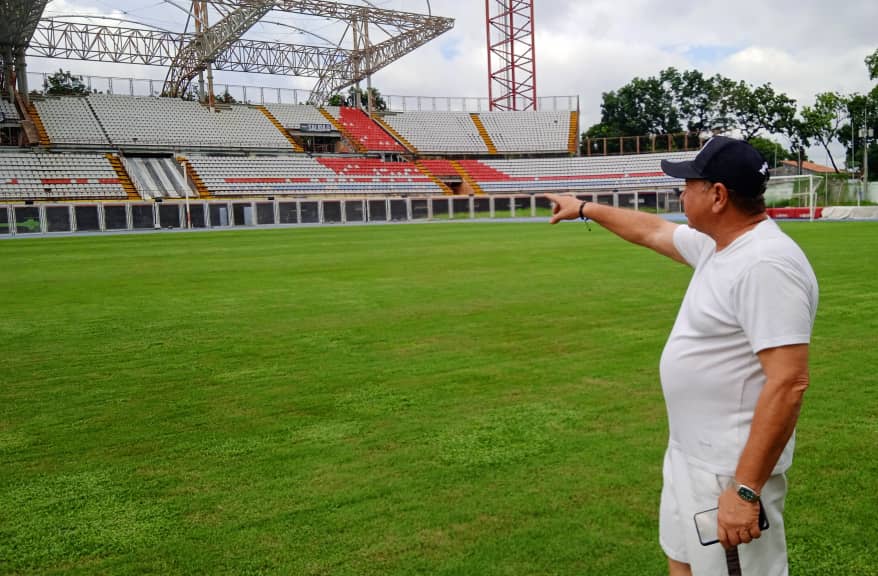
[1,1,453,104]
[485,0,536,111]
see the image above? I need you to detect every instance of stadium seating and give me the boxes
[323,106,405,152]
[317,157,439,193]
[122,156,195,199]
[378,110,572,154]
[0,152,126,200]
[263,103,332,128]
[184,155,443,196]
[1,91,695,206]
[84,94,291,149]
[458,151,698,193]
[1,99,20,123]
[417,159,462,178]
[380,111,489,154]
[34,97,109,146]
[477,111,570,153]
[184,155,333,196]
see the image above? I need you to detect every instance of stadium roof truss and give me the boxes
[1,0,454,104]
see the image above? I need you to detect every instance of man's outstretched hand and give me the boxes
[545,193,582,224]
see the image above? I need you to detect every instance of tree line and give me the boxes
[584,48,878,176]
[328,86,387,111]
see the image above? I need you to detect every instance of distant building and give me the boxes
[771,160,837,177]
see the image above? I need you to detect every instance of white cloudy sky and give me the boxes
[31,0,878,165]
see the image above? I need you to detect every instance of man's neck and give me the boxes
[712,213,768,252]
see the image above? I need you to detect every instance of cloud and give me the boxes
[43,0,129,25]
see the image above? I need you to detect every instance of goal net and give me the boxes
[764,174,818,221]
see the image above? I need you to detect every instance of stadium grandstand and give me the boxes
[0,0,700,236]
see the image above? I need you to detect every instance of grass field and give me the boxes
[1,221,876,575]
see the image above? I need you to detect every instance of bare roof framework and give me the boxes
[0,1,454,104]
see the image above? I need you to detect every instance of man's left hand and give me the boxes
[717,486,762,549]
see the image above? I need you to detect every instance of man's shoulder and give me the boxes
[674,224,715,267]
[754,220,813,266]
[734,221,819,301]
[737,219,809,262]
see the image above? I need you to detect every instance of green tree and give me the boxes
[216,89,238,104]
[159,86,197,101]
[44,69,90,96]
[580,122,624,154]
[711,75,741,134]
[582,122,622,140]
[587,69,795,142]
[599,75,681,136]
[367,87,387,111]
[840,92,878,178]
[328,86,387,111]
[866,48,878,81]
[777,116,813,174]
[584,68,799,156]
[730,81,797,140]
[800,92,848,172]
[748,136,792,168]
[350,86,387,111]
[661,68,729,134]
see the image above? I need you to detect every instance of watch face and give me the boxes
[737,486,758,502]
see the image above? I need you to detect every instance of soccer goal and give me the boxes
[764,174,818,221]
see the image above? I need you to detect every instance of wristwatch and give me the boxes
[735,481,760,503]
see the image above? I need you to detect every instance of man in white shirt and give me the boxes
[546,136,818,576]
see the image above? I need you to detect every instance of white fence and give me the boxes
[26,72,579,112]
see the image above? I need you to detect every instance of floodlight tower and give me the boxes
[485,0,537,111]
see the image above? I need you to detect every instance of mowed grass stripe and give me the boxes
[0,222,875,575]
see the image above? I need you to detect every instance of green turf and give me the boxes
[1,222,876,575]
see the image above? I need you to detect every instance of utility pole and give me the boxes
[851,113,855,172]
[863,104,872,186]
[863,107,871,203]
[194,1,204,102]
[860,104,870,200]
[202,0,215,109]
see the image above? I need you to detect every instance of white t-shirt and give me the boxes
[659,219,818,476]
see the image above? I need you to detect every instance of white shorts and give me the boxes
[659,445,789,575]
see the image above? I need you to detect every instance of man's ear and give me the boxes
[711,182,729,214]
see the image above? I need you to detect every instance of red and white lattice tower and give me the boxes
[485,0,537,111]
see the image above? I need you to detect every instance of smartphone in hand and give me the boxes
[694,503,769,546]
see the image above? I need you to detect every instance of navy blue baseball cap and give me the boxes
[661,136,770,195]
